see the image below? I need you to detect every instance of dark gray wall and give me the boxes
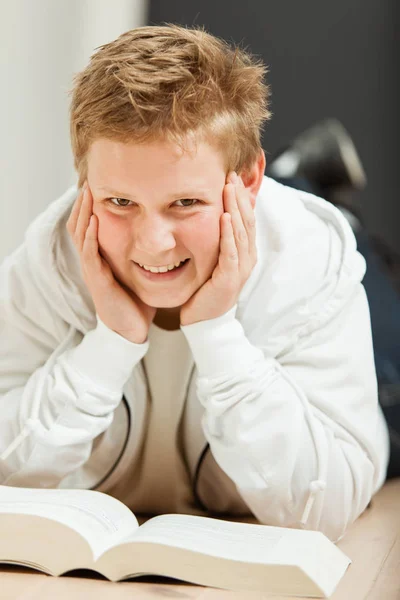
[148,0,400,251]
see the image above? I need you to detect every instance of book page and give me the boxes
[118,514,289,563]
[0,485,138,555]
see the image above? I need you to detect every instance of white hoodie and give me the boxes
[0,176,389,540]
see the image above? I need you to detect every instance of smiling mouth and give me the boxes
[135,259,190,272]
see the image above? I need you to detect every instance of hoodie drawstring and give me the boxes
[273,360,328,528]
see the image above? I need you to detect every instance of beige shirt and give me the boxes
[122,322,204,515]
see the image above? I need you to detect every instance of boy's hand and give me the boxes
[66,182,156,344]
[180,172,257,326]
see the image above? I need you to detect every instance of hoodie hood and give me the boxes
[236,176,366,354]
[24,185,97,336]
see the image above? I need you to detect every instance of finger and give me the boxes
[230,184,249,247]
[66,184,86,235]
[82,214,102,268]
[224,181,248,267]
[236,176,257,261]
[236,176,255,232]
[76,186,93,252]
[81,214,106,291]
[219,213,239,273]
[225,174,244,222]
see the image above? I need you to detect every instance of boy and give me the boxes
[0,24,389,541]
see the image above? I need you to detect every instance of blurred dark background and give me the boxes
[148,0,400,252]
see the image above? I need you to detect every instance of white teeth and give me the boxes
[138,260,186,273]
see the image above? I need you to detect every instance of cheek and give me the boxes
[187,213,221,261]
[96,212,129,253]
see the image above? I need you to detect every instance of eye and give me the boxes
[174,199,199,208]
[108,198,133,208]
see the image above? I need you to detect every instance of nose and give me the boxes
[133,215,177,255]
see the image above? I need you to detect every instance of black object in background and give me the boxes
[148,0,400,253]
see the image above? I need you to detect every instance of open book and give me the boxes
[0,485,350,597]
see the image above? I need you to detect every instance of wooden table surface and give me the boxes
[1,479,399,600]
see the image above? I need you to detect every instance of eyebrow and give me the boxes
[96,186,211,201]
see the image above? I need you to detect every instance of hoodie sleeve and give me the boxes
[181,232,390,542]
[0,245,148,488]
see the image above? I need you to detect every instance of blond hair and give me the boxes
[69,24,271,187]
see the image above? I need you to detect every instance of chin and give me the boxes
[139,293,189,309]
[151,302,182,310]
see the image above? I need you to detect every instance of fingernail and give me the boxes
[229,172,238,184]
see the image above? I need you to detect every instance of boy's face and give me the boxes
[86,137,228,312]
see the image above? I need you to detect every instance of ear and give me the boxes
[239,150,266,209]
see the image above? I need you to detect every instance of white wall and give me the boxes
[0,0,148,261]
